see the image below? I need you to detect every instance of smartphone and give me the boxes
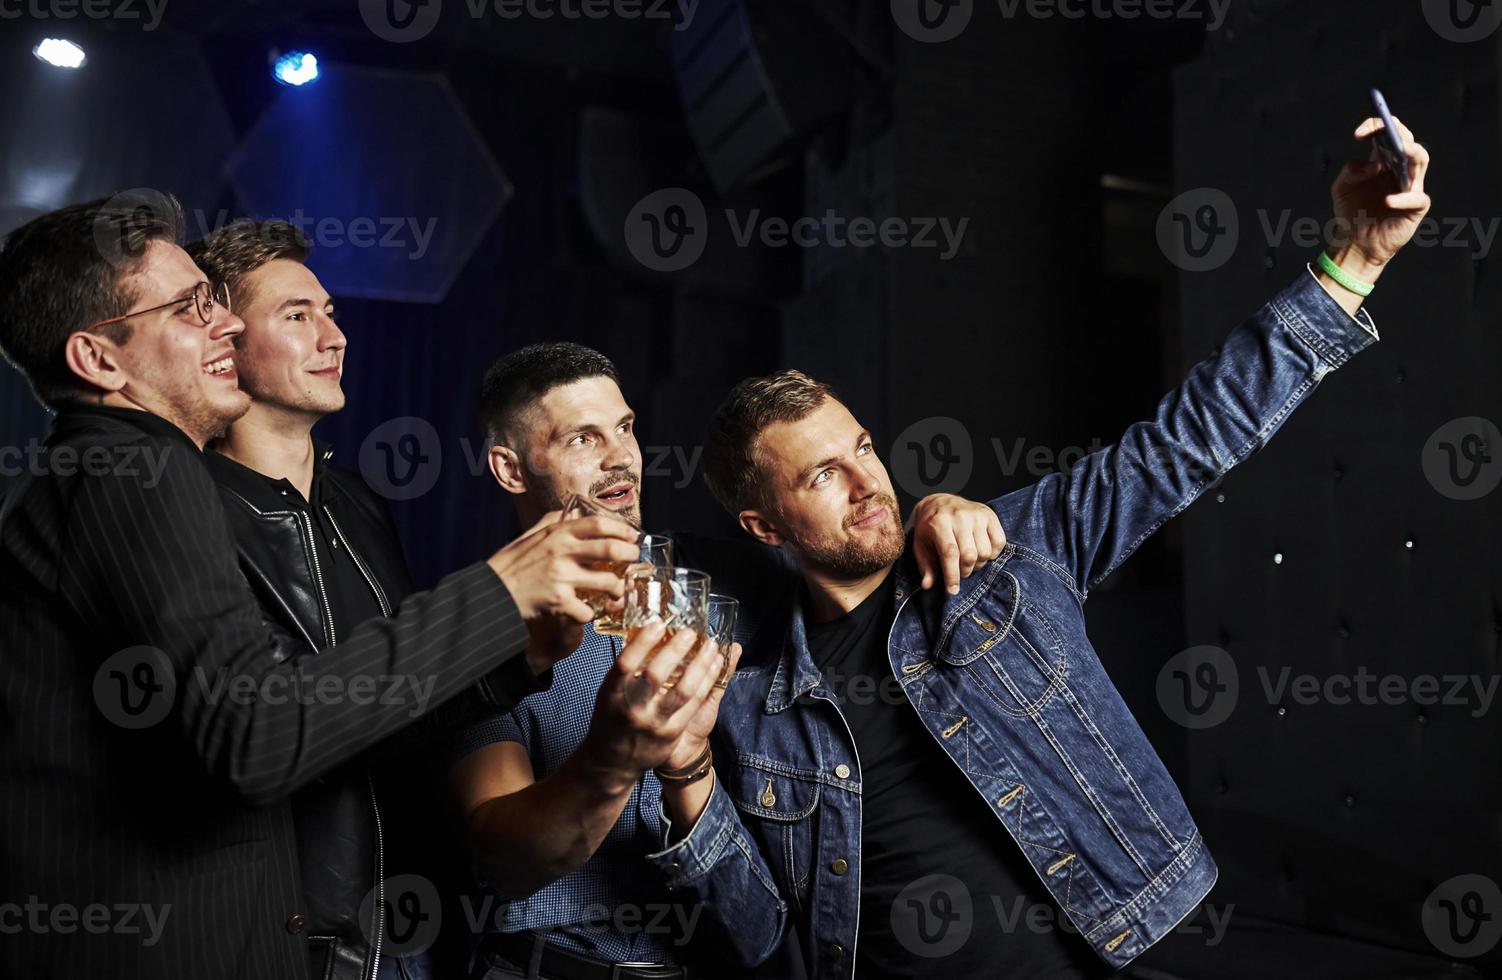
[1370,88,1411,192]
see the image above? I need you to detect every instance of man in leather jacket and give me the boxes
[188,219,558,980]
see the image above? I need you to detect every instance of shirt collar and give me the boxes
[50,402,201,453]
[202,440,337,510]
[763,550,921,714]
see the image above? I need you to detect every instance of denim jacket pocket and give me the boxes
[937,568,1020,667]
[943,572,1068,714]
[727,758,821,918]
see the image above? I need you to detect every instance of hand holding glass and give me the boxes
[563,494,672,636]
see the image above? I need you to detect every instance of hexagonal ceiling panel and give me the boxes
[229,65,510,303]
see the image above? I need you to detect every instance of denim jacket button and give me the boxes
[834,764,851,779]
[828,944,845,959]
[830,858,849,875]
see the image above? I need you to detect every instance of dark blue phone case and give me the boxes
[1370,88,1411,192]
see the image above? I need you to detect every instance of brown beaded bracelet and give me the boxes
[655,744,713,784]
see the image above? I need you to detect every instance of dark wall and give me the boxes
[1174,0,1502,968]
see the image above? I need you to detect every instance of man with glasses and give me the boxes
[0,193,639,980]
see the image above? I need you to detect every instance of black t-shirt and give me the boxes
[805,572,1114,979]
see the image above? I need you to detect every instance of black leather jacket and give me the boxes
[205,444,413,980]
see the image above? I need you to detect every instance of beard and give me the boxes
[534,469,643,529]
[133,373,249,447]
[788,491,906,578]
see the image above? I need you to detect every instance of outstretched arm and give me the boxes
[1005,114,1431,597]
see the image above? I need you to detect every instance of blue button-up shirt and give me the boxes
[450,625,688,964]
[448,533,795,969]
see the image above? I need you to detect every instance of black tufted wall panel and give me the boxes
[1173,0,1502,967]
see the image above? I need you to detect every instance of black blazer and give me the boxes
[0,406,529,980]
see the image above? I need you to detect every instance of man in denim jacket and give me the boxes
[645,115,1432,977]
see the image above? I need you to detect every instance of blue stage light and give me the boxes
[33,39,86,69]
[272,51,319,87]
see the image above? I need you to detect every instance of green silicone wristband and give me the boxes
[1318,252,1375,298]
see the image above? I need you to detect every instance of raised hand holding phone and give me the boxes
[1316,97,1433,311]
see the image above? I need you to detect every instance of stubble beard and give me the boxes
[792,491,905,579]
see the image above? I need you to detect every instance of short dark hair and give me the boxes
[0,190,184,408]
[704,369,837,515]
[185,218,311,311]
[477,342,621,448]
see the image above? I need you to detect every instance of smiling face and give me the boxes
[96,239,250,444]
[748,397,905,578]
[495,375,643,526]
[228,258,345,421]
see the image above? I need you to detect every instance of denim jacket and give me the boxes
[648,269,1379,976]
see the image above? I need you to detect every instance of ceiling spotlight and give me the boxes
[272,50,319,87]
[33,38,86,70]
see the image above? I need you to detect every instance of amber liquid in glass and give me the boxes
[586,560,650,637]
[624,624,688,646]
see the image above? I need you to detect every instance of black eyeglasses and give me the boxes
[83,281,231,332]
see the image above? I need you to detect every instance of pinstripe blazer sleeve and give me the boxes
[59,433,529,807]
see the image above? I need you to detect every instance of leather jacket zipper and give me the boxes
[298,512,336,646]
[301,508,385,979]
[323,506,391,980]
[324,507,392,618]
[367,770,385,980]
